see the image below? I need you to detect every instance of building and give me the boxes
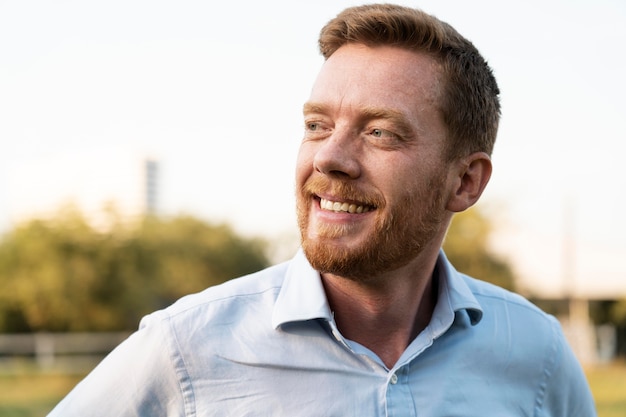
[6,147,159,229]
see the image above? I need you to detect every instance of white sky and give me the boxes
[1,0,625,298]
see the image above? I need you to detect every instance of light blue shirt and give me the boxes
[49,250,596,416]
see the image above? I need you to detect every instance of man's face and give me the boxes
[296,44,454,280]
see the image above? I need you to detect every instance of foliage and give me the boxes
[611,299,626,326]
[0,209,269,332]
[443,207,516,291]
[0,205,517,332]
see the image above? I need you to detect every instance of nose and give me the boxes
[313,130,361,179]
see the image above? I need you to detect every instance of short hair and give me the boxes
[319,4,501,161]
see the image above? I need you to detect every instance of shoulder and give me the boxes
[140,261,290,330]
[457,275,596,413]
[457,273,565,357]
[462,273,554,324]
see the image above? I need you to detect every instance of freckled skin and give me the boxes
[295,44,493,367]
[296,44,453,280]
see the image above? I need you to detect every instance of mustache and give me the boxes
[302,176,385,208]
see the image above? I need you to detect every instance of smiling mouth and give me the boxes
[319,198,375,214]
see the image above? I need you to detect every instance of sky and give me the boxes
[1,0,625,298]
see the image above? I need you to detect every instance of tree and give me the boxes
[610,300,626,357]
[0,205,516,332]
[443,207,516,291]
[0,209,269,332]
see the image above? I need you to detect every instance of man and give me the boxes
[49,4,596,416]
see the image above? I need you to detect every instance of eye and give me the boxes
[369,128,397,140]
[372,128,384,137]
[306,122,320,132]
[303,119,331,141]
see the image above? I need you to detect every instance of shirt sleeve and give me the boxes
[536,316,597,417]
[47,311,188,417]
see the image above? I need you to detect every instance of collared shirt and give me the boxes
[49,250,596,416]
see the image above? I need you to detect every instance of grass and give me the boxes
[0,362,624,416]
[0,373,83,417]
[586,361,626,417]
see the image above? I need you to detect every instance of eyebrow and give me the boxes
[359,106,414,138]
[304,101,411,126]
[302,102,329,116]
[303,101,416,140]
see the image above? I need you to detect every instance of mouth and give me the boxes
[319,197,375,214]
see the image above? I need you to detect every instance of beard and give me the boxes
[296,173,448,282]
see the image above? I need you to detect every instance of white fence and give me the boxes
[0,332,131,374]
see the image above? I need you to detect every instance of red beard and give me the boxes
[296,173,447,281]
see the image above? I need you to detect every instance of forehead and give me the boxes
[309,44,443,113]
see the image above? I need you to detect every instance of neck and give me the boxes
[322,251,439,368]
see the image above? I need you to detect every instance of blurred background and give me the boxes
[1,0,625,415]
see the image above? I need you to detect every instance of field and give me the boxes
[0,363,624,416]
[0,373,83,417]
[586,362,626,417]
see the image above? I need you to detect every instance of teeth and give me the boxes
[320,198,371,213]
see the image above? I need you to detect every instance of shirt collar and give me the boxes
[272,249,483,329]
[433,250,483,326]
[271,249,333,329]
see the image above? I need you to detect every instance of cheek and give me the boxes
[295,144,315,186]
[388,165,444,206]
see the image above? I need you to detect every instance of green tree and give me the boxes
[443,207,516,291]
[611,299,626,326]
[0,209,269,332]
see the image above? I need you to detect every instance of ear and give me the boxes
[446,152,492,213]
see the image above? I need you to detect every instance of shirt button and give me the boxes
[390,373,398,384]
